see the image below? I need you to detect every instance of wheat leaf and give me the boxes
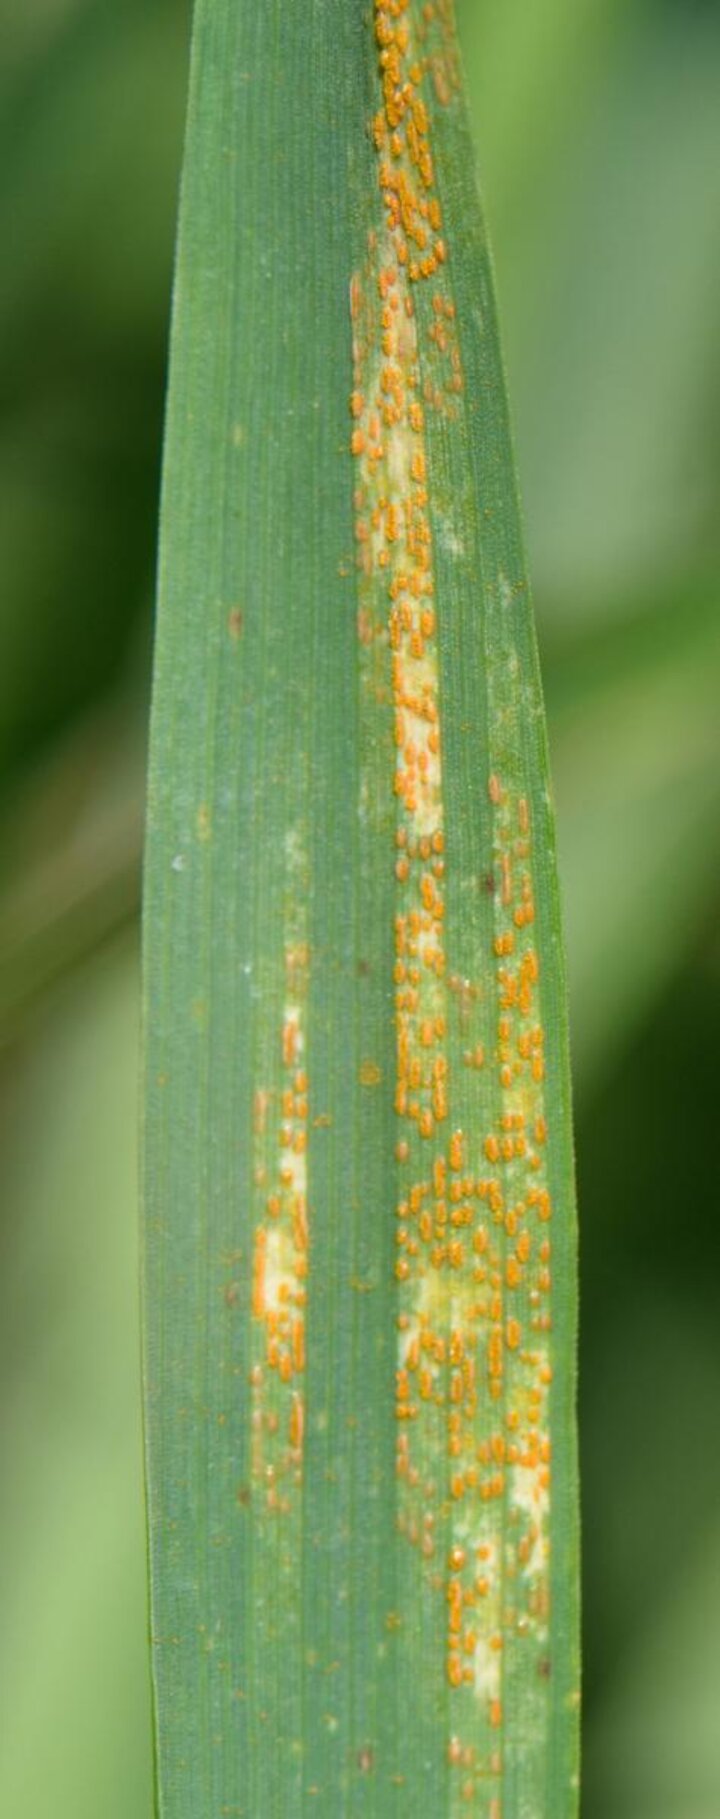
[143,3,580,1813]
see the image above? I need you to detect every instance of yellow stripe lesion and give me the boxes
[249,889,309,1509]
[350,0,557,1795]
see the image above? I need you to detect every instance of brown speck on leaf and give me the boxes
[236,1485,251,1508]
[224,1282,240,1307]
[228,607,244,640]
[357,607,374,645]
[357,1746,375,1774]
[538,1656,552,1679]
[481,870,495,895]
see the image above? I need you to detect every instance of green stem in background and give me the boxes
[142,3,580,1815]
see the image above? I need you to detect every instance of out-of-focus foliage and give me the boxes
[0,1,718,1814]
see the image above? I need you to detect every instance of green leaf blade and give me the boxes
[143,3,580,1815]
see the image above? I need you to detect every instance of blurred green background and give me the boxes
[1,0,719,1813]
